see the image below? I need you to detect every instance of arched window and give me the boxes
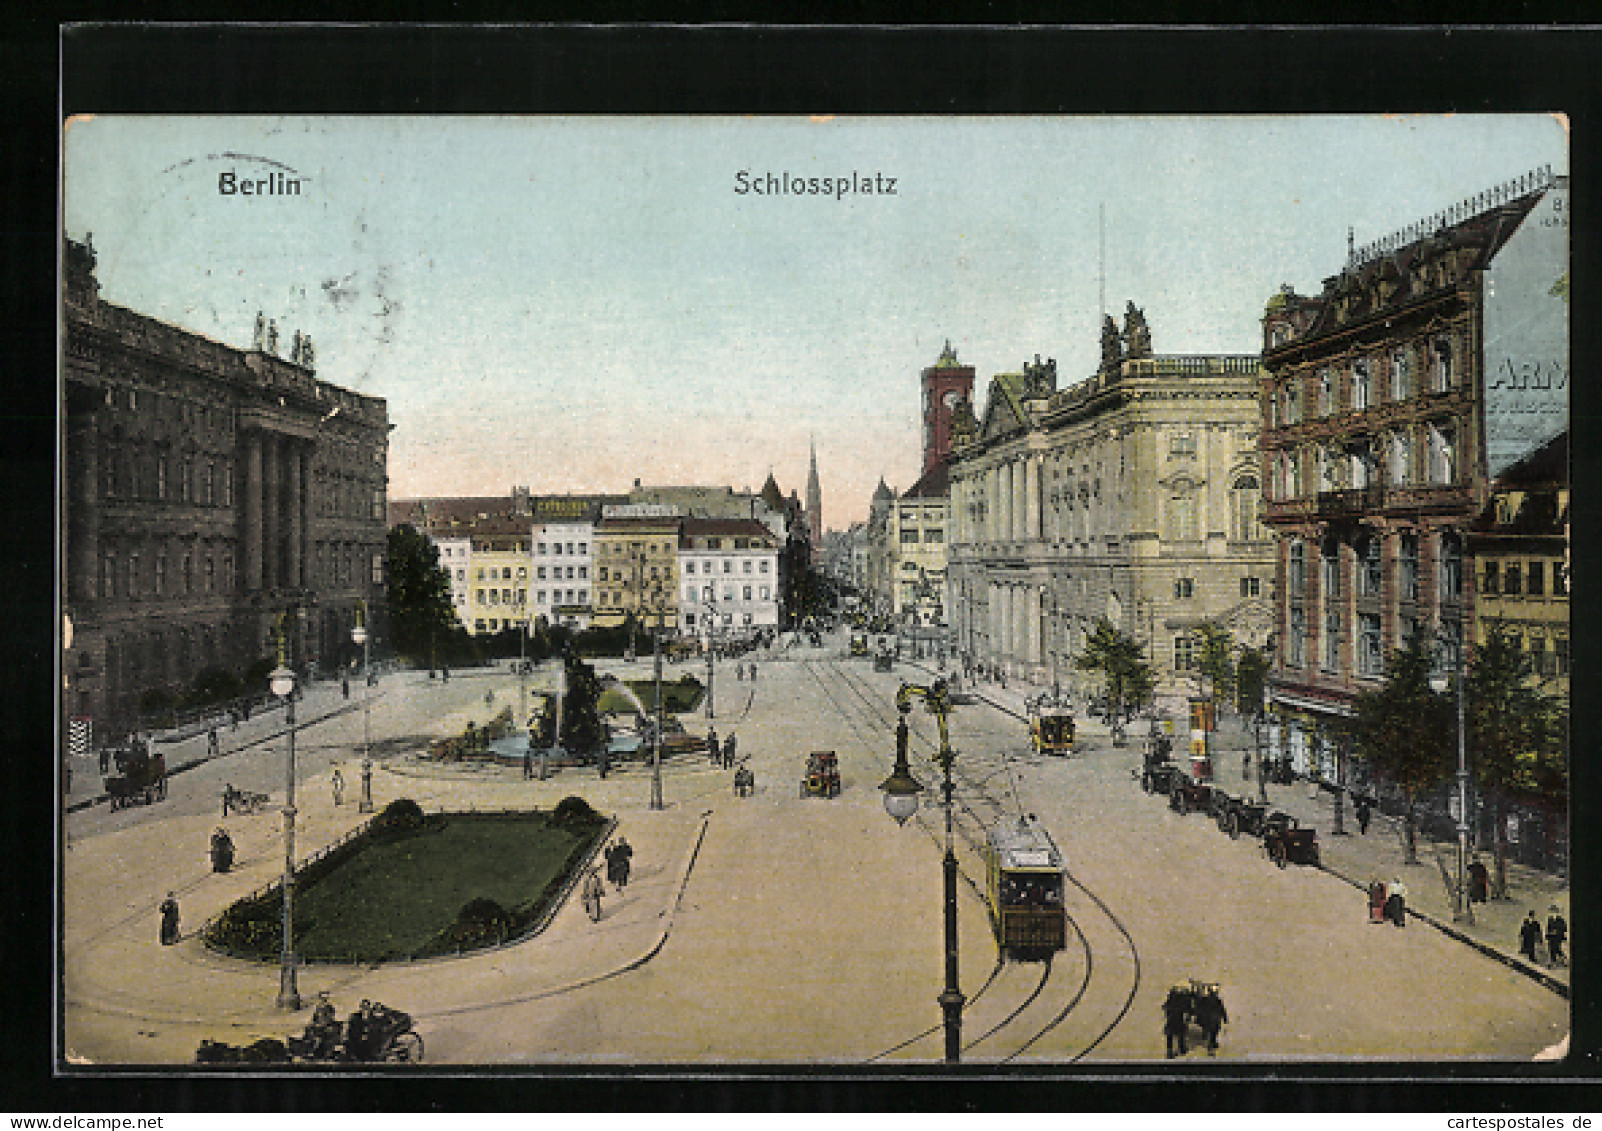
[1439,533,1463,602]
[1230,475,1262,542]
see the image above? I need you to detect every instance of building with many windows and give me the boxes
[64,236,390,737]
[678,518,781,638]
[1258,167,1566,780]
[947,308,1274,706]
[593,508,682,635]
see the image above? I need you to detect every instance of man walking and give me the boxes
[1520,910,1543,962]
[1162,986,1190,1058]
[208,727,220,760]
[332,768,345,807]
[611,835,633,891]
[159,893,181,945]
[1355,795,1372,835]
[1546,906,1568,967]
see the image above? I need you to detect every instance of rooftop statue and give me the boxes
[1100,314,1123,373]
[1123,301,1152,359]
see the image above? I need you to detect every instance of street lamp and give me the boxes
[268,619,301,1011]
[1430,639,1473,925]
[882,681,964,1064]
[650,580,665,811]
[351,606,373,814]
[704,596,717,721]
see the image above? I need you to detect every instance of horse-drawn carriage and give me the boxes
[800,750,841,798]
[104,738,167,810]
[195,998,423,1065]
[222,783,271,816]
[1168,773,1212,815]
[1213,793,1271,839]
[1261,811,1320,868]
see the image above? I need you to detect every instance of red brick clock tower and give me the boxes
[921,340,976,475]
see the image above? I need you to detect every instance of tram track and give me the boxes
[807,655,1141,1064]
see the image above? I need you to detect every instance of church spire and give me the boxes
[805,437,823,553]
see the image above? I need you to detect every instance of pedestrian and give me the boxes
[342,676,350,700]
[208,727,221,760]
[159,892,180,945]
[707,726,719,765]
[523,746,533,781]
[582,870,604,921]
[210,827,234,873]
[242,700,251,722]
[1192,984,1228,1053]
[1546,906,1568,967]
[1162,985,1191,1058]
[98,743,110,775]
[1519,910,1543,962]
[222,783,234,818]
[332,768,345,807]
[724,735,737,769]
[230,708,240,732]
[1355,795,1372,835]
[1468,857,1489,904]
[736,664,744,682]
[1367,879,1388,924]
[1241,751,1251,781]
[1385,878,1408,928]
[613,836,632,889]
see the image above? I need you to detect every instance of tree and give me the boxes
[559,652,607,760]
[1235,646,1269,718]
[1346,635,1453,863]
[1465,626,1567,898]
[386,524,458,666]
[1075,619,1156,717]
[1195,622,1237,708]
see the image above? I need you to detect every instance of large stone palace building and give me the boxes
[1258,168,1567,781]
[947,307,1274,706]
[63,236,390,737]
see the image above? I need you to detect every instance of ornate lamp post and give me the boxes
[1430,639,1473,925]
[704,596,717,721]
[351,606,374,814]
[881,680,963,1064]
[650,580,665,811]
[268,619,301,1010]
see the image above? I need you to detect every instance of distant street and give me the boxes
[63,635,1567,1064]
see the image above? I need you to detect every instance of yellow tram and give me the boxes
[1029,708,1076,756]
[984,815,1067,956]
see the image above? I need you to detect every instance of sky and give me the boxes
[63,115,1567,528]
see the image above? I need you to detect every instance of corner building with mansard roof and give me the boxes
[1257,168,1567,785]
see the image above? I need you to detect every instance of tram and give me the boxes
[1029,707,1076,756]
[984,815,1067,956]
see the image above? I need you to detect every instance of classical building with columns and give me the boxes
[1259,169,1566,785]
[946,310,1274,708]
[63,236,390,738]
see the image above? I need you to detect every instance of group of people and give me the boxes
[1162,981,1228,1057]
[733,662,759,682]
[705,727,739,769]
[582,836,635,922]
[1520,907,1567,967]
[1368,878,1409,927]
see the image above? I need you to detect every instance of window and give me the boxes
[1528,561,1545,597]
[1556,637,1570,677]
[537,566,546,579]
[489,619,499,631]
[1427,422,1456,485]
[760,560,770,573]
[743,585,752,601]
[457,569,466,581]
[760,585,771,600]
[128,553,139,598]
[1389,431,1411,486]
[1323,611,1341,672]
[578,543,587,554]
[1289,607,1307,668]
[538,542,547,554]
[578,566,587,579]
[1241,576,1261,599]
[477,568,486,580]
[722,560,732,573]
[371,488,384,521]
[1440,535,1463,600]
[743,559,753,573]
[1359,613,1384,677]
[1554,561,1569,597]
[476,589,485,604]
[1352,360,1371,411]
[1284,383,1301,424]
[1358,536,1381,598]
[1321,539,1341,600]
[1317,446,1337,492]
[1170,432,1197,456]
[686,562,695,574]
[901,528,920,544]
[1318,369,1333,416]
[154,554,166,595]
[475,620,486,632]
[1289,540,1307,594]
[1391,349,1410,401]
[1174,635,1196,671]
[1431,337,1453,393]
[157,457,167,501]
[1230,476,1261,542]
[1174,577,1195,599]
[537,590,546,604]
[182,555,193,594]
[1503,562,1523,596]
[1399,534,1419,601]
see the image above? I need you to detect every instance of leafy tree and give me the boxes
[1235,646,1270,718]
[1075,619,1156,717]
[559,652,607,759]
[1346,635,1453,863]
[1465,626,1567,897]
[386,524,458,666]
[1195,622,1237,709]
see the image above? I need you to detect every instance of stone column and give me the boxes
[261,433,280,591]
[1026,457,1042,542]
[285,441,304,590]
[243,432,263,591]
[1029,586,1042,668]
[1003,461,1016,543]
[987,466,999,544]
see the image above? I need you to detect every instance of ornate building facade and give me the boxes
[947,308,1274,706]
[1258,168,1566,780]
[64,237,390,737]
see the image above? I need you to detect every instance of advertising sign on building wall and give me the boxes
[1483,181,1569,477]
